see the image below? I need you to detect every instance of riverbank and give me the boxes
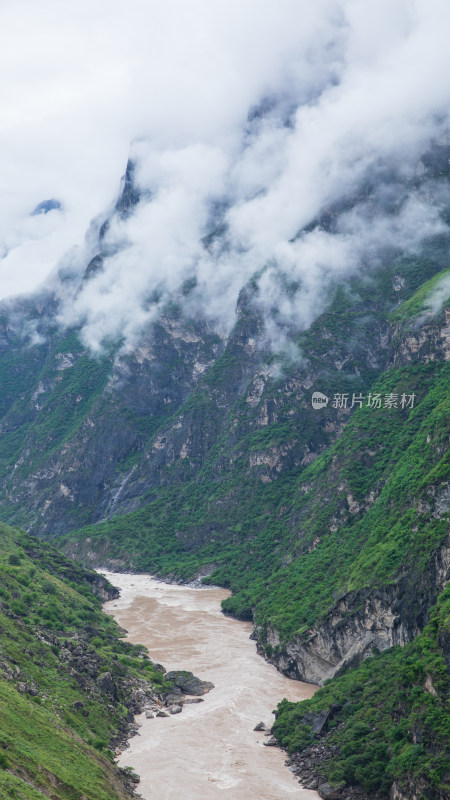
[102,572,320,800]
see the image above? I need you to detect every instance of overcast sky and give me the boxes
[1,0,449,351]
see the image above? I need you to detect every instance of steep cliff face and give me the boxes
[251,300,449,684]
[259,535,450,685]
[0,312,224,534]
[273,586,450,800]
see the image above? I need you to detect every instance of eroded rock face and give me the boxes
[86,572,120,601]
[391,306,450,366]
[97,671,118,699]
[390,777,450,800]
[257,537,450,685]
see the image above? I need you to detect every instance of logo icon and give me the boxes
[312,391,329,409]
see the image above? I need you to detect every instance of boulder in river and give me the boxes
[164,687,185,706]
[165,670,214,696]
[254,722,269,732]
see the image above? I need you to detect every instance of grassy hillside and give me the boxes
[0,522,170,800]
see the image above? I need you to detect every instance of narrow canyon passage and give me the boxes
[103,573,320,800]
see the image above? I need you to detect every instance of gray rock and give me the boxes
[318,783,340,800]
[16,681,38,696]
[156,710,169,717]
[145,711,154,718]
[258,535,450,685]
[165,671,214,696]
[169,705,182,714]
[72,700,89,716]
[311,710,330,735]
[263,736,278,747]
[253,722,269,732]
[184,698,204,704]
[165,688,185,706]
[96,671,118,700]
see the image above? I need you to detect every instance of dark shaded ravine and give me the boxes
[103,573,320,800]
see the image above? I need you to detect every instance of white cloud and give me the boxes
[1,0,449,352]
[0,0,343,302]
[419,272,450,323]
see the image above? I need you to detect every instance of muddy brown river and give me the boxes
[102,572,319,800]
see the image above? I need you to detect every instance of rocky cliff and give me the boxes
[258,534,450,685]
[273,586,450,800]
[251,303,450,686]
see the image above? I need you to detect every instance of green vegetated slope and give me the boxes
[63,271,449,644]
[0,307,223,535]
[242,358,449,639]
[57,268,449,800]
[0,329,109,480]
[273,586,450,799]
[0,522,171,800]
[0,236,445,541]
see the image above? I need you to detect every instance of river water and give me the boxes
[102,572,319,800]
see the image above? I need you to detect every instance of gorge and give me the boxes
[0,4,449,797]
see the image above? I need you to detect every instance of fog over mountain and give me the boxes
[1,0,449,352]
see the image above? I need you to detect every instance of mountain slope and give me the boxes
[0,148,449,800]
[0,149,448,540]
[58,272,449,800]
[0,522,173,800]
[273,586,450,800]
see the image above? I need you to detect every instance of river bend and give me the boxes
[102,572,319,800]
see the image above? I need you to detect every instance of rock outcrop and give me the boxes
[257,536,450,685]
